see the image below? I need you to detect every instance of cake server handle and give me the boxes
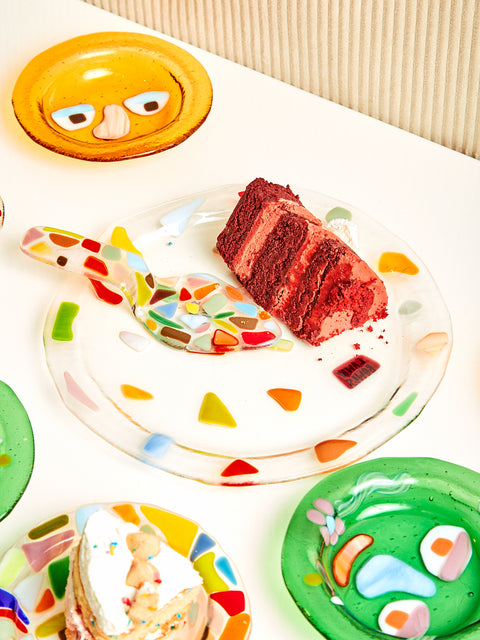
[20,226,145,306]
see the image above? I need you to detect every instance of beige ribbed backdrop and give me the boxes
[83,0,480,160]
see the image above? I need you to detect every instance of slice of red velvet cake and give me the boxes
[216,178,388,345]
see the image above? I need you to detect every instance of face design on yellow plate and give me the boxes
[45,53,182,144]
[12,33,213,161]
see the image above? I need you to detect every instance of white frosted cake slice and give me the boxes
[64,510,208,640]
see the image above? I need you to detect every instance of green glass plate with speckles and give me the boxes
[282,457,480,640]
[0,381,35,521]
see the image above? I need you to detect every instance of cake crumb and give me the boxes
[353,343,360,350]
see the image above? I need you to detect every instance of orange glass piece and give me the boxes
[112,503,141,525]
[49,233,80,248]
[218,612,251,640]
[145,318,157,331]
[431,537,454,556]
[35,588,55,613]
[267,388,302,411]
[333,534,373,587]
[225,285,243,302]
[378,251,419,275]
[314,439,357,462]
[194,282,219,300]
[213,329,239,347]
[385,610,409,630]
[416,331,449,355]
[120,384,153,400]
[12,32,212,162]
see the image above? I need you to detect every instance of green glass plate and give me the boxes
[282,457,480,639]
[0,381,35,521]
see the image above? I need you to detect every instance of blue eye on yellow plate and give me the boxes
[51,104,95,131]
[12,32,213,162]
[123,91,170,115]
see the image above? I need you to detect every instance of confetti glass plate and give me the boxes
[281,457,480,640]
[42,185,451,485]
[0,502,251,640]
[12,32,212,161]
[0,381,35,522]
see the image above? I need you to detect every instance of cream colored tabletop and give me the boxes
[1,1,480,639]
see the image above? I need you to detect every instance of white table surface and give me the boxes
[1,1,480,638]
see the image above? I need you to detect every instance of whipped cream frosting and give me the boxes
[78,510,202,636]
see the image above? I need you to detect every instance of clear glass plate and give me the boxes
[281,457,480,640]
[0,502,251,640]
[42,184,451,484]
[12,32,212,162]
[0,381,35,522]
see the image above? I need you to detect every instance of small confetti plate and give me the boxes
[0,502,251,640]
[41,185,451,485]
[0,381,35,522]
[281,457,480,640]
[12,32,212,161]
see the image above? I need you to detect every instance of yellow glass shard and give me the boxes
[198,392,237,428]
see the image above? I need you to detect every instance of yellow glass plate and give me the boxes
[12,32,213,161]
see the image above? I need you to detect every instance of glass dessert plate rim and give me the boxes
[0,381,35,523]
[11,31,213,161]
[281,456,480,640]
[0,501,251,640]
[41,183,452,486]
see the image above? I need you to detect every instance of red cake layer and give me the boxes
[216,178,388,345]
